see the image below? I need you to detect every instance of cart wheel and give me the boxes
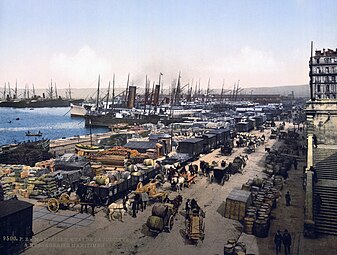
[59,193,70,209]
[47,198,59,213]
[167,215,174,232]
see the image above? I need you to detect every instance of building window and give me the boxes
[326,67,329,73]
[317,67,321,73]
[317,84,321,92]
[316,58,320,64]
[326,85,330,92]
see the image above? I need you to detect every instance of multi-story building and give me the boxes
[310,48,337,100]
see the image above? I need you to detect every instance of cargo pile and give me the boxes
[0,164,51,199]
[241,175,283,238]
[223,239,247,255]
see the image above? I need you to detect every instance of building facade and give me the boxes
[310,48,337,100]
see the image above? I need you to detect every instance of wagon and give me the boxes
[146,195,182,234]
[39,192,80,213]
[185,208,205,244]
[210,167,230,185]
[146,204,175,234]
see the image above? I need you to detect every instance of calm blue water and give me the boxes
[0,107,109,145]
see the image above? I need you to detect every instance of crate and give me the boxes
[224,189,252,221]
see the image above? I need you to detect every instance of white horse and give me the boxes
[108,200,130,221]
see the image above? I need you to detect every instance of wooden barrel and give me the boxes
[152,205,168,218]
[95,175,108,185]
[146,216,164,232]
[236,242,246,252]
[227,239,236,245]
[224,243,234,255]
[234,245,245,254]
[253,219,270,238]
[144,159,154,166]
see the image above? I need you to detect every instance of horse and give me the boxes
[107,200,131,221]
[171,176,186,190]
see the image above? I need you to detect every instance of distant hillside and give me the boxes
[0,84,310,99]
[244,84,310,98]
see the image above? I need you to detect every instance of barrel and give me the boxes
[152,205,168,218]
[224,243,234,255]
[253,219,270,238]
[146,216,164,232]
[234,245,245,254]
[95,176,108,185]
[244,217,254,234]
[144,159,154,166]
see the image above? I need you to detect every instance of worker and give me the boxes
[185,199,190,218]
[285,191,291,206]
[282,229,292,255]
[131,199,137,218]
[274,230,283,255]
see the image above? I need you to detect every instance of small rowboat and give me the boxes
[25,131,42,136]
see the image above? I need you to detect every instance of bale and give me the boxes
[144,159,154,166]
[152,204,168,218]
[146,216,164,232]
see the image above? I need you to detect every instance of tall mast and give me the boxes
[8,82,11,99]
[221,79,225,101]
[96,74,100,108]
[144,75,148,114]
[148,81,154,114]
[112,74,115,110]
[27,84,30,99]
[125,73,130,107]
[50,79,53,99]
[106,81,111,110]
[32,84,35,97]
[15,80,18,99]
[55,83,58,98]
[68,83,72,99]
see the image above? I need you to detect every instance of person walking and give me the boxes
[185,199,190,218]
[123,195,129,212]
[293,158,298,170]
[141,192,149,210]
[131,199,137,218]
[274,230,283,255]
[283,229,292,255]
[285,191,291,206]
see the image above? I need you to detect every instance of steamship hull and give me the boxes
[0,99,84,108]
[84,114,184,127]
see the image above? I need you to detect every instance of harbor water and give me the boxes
[0,107,109,145]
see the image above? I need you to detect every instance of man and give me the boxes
[285,191,291,206]
[274,230,283,255]
[185,199,190,218]
[131,199,137,218]
[283,229,292,255]
[141,192,149,210]
[56,172,63,187]
[123,195,129,212]
[293,158,298,170]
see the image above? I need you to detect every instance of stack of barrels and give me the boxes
[224,239,247,255]
[242,176,283,237]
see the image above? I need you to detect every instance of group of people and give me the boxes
[274,229,292,255]
[129,192,149,218]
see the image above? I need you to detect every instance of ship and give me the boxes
[0,97,84,108]
[0,81,83,108]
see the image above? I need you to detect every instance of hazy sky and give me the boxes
[0,0,336,90]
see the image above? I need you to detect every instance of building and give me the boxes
[304,44,337,237]
[310,48,337,100]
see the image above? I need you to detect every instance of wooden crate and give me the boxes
[224,189,252,221]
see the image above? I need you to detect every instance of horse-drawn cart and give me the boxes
[39,192,80,213]
[185,208,205,244]
[146,195,182,234]
[211,167,230,185]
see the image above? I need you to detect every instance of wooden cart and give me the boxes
[211,167,230,185]
[185,208,205,244]
[39,193,80,213]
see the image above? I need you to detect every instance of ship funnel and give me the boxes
[127,86,137,109]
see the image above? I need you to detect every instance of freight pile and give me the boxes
[264,150,292,178]
[241,175,283,238]
[223,239,247,255]
[0,164,50,199]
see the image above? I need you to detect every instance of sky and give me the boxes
[0,0,336,91]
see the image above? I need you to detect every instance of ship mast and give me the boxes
[125,73,130,108]
[112,74,115,110]
[96,74,100,108]
[106,80,111,111]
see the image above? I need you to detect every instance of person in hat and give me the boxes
[283,229,292,255]
[274,230,283,254]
